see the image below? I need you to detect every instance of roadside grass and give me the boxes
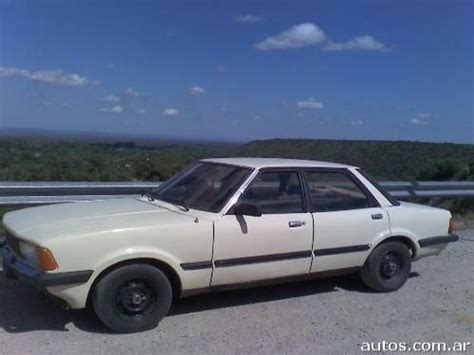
[453,212,474,231]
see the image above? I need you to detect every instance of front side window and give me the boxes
[305,171,372,212]
[238,171,304,214]
[152,162,252,212]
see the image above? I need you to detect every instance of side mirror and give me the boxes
[232,202,262,217]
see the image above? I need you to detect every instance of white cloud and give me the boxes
[125,88,140,97]
[136,108,145,114]
[324,35,385,51]
[417,113,432,119]
[255,23,326,51]
[0,66,99,86]
[163,108,179,117]
[410,113,434,125]
[253,23,387,52]
[297,98,324,109]
[234,14,264,23]
[188,86,206,95]
[61,103,73,109]
[125,87,150,97]
[351,120,364,126]
[102,94,120,103]
[410,118,426,125]
[99,105,123,114]
[0,67,30,78]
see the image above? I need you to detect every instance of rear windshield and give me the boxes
[357,169,401,206]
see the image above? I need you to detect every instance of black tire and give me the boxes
[360,241,411,292]
[92,264,172,333]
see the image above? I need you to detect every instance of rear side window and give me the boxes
[357,169,400,206]
[305,171,373,212]
[239,171,304,214]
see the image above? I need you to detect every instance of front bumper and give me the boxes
[418,234,459,248]
[2,246,93,288]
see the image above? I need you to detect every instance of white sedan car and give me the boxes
[2,158,458,332]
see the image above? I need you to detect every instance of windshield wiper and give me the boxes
[170,201,190,212]
[143,192,156,202]
[152,196,190,212]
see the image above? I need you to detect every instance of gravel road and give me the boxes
[1,230,473,354]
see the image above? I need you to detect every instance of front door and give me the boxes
[211,170,314,286]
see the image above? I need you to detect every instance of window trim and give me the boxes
[229,168,308,215]
[302,168,380,213]
[356,168,401,206]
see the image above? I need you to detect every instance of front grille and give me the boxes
[5,230,21,257]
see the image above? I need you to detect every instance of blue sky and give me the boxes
[0,0,472,143]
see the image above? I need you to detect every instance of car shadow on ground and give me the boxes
[0,270,420,334]
[0,270,105,334]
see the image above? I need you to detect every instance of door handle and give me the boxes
[371,213,383,220]
[289,220,306,228]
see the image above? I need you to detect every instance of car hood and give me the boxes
[3,198,197,243]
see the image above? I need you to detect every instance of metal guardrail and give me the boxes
[381,181,474,198]
[0,181,157,205]
[0,180,473,206]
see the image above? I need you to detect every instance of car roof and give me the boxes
[201,157,356,169]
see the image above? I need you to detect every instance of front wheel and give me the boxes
[360,241,411,292]
[92,264,172,333]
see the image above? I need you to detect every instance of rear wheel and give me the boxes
[360,241,411,292]
[92,264,172,333]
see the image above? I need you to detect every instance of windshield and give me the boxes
[151,162,252,213]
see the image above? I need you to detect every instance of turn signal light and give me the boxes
[448,218,454,234]
[36,247,58,271]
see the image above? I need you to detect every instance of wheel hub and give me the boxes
[116,281,155,315]
[131,293,144,305]
[381,254,400,279]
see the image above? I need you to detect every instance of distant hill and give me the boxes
[230,139,474,180]
[0,136,472,181]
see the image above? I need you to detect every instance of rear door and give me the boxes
[304,169,390,273]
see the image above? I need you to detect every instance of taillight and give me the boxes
[448,218,453,234]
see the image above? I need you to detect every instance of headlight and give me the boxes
[19,241,38,266]
[18,241,58,271]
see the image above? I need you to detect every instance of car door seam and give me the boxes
[209,221,216,286]
[309,213,316,272]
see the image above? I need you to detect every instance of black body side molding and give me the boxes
[214,250,312,268]
[418,234,459,248]
[314,245,370,256]
[180,245,374,271]
[180,261,213,270]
